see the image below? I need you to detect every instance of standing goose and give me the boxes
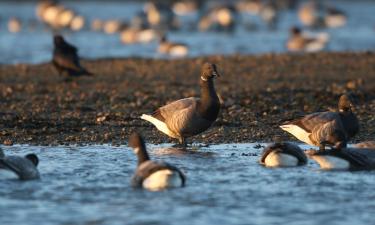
[307,147,375,171]
[129,133,186,191]
[260,142,307,167]
[52,35,93,78]
[141,62,221,147]
[280,94,359,150]
[0,148,40,180]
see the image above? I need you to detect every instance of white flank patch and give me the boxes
[170,46,188,57]
[312,155,350,170]
[141,114,179,139]
[280,124,314,145]
[264,152,299,167]
[0,169,18,180]
[325,16,346,28]
[143,169,182,191]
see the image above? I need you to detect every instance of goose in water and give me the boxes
[307,147,375,171]
[158,35,189,57]
[52,35,93,78]
[280,94,359,151]
[0,148,40,180]
[141,62,221,147]
[129,133,186,191]
[260,142,307,167]
[286,26,329,52]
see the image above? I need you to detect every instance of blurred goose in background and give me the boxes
[103,19,127,34]
[286,26,329,52]
[353,141,375,149]
[0,148,40,180]
[298,1,324,28]
[235,0,262,14]
[158,35,189,57]
[120,27,158,44]
[198,4,238,32]
[52,35,93,78]
[172,0,200,16]
[129,133,186,191]
[260,143,307,167]
[259,1,278,29]
[280,94,359,151]
[141,62,221,147]
[144,1,178,30]
[324,7,347,28]
[307,147,375,171]
[7,17,22,33]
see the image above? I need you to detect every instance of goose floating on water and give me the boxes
[0,148,40,180]
[307,147,375,171]
[158,35,189,57]
[280,94,359,151]
[129,133,186,191]
[260,142,307,167]
[141,62,221,147]
[286,26,329,52]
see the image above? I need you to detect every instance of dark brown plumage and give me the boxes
[52,35,93,78]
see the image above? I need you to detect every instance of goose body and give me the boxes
[287,27,329,52]
[308,147,375,171]
[325,8,346,28]
[260,143,307,167]
[0,149,40,180]
[158,36,189,57]
[141,63,221,146]
[129,133,185,191]
[52,35,92,78]
[280,94,359,150]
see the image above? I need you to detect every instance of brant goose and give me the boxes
[353,141,375,149]
[307,147,375,171]
[286,26,329,52]
[141,62,221,147]
[0,148,40,180]
[198,4,237,32]
[324,7,347,28]
[280,94,359,151]
[260,143,307,167]
[158,35,189,57]
[298,1,324,28]
[129,133,185,191]
[52,35,93,78]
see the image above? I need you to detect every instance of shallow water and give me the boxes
[1,143,375,225]
[1,0,375,64]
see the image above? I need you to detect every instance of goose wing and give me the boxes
[152,97,198,122]
[309,119,347,146]
[285,111,340,132]
[131,161,185,187]
[53,51,83,72]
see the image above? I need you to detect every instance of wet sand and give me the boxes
[0,52,374,146]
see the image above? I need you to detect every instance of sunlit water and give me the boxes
[0,0,375,64]
[0,143,374,225]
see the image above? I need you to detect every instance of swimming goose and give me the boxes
[324,7,347,28]
[52,35,93,78]
[353,141,375,149]
[260,142,307,167]
[298,1,325,28]
[307,147,375,171]
[158,35,189,57]
[129,133,186,191]
[198,4,237,32]
[0,148,40,180]
[141,62,221,147]
[280,94,359,150]
[286,26,329,52]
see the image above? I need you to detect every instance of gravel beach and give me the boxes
[0,52,374,146]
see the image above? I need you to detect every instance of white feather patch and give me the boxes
[280,124,314,145]
[264,152,299,167]
[141,114,179,138]
[143,169,182,191]
[0,169,18,180]
[169,45,188,57]
[312,155,350,170]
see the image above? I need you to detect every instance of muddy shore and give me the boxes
[0,52,374,146]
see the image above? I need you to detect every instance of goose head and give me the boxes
[201,62,220,81]
[290,26,301,36]
[53,34,65,45]
[338,94,355,113]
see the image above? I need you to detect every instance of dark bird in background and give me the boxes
[52,35,93,79]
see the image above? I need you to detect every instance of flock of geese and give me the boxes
[1,32,375,191]
[4,0,349,56]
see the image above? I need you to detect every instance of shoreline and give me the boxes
[1,52,375,146]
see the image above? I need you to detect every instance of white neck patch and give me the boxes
[201,76,208,81]
[134,147,140,154]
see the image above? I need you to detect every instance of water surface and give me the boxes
[0,144,374,225]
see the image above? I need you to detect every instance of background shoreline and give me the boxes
[1,52,374,146]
